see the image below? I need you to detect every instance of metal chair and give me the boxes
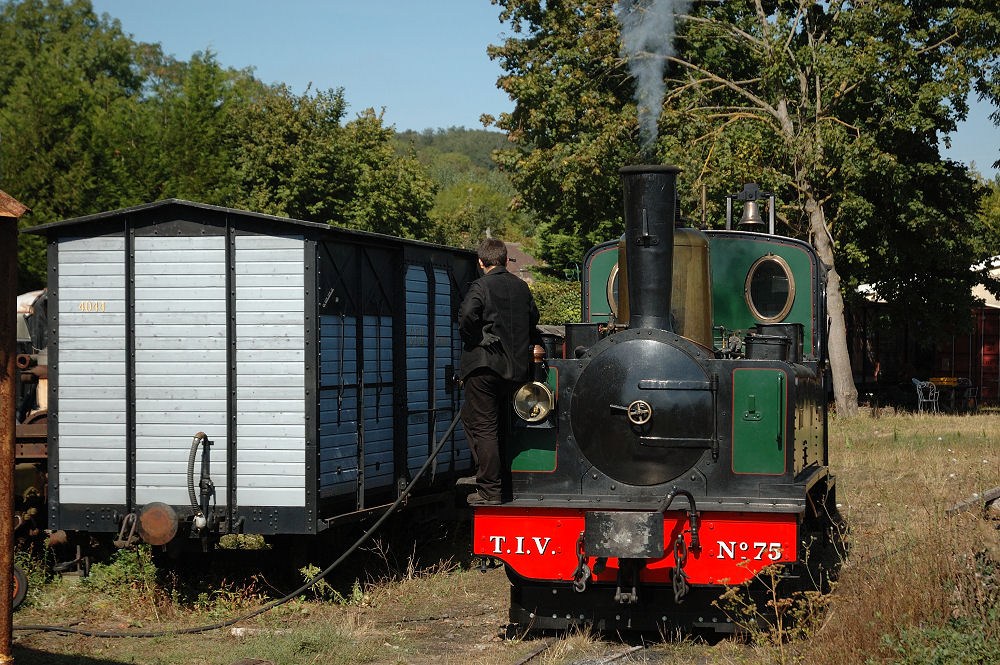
[912,378,939,413]
[965,386,978,413]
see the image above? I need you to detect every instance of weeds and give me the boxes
[297,564,371,606]
[218,533,268,550]
[710,413,1000,665]
[298,563,339,602]
[191,576,268,619]
[883,617,1000,665]
[333,579,368,606]
[229,622,382,665]
[714,562,833,663]
[82,544,174,616]
[12,548,50,609]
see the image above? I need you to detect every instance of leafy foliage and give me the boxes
[399,127,536,248]
[13,548,50,609]
[226,83,349,220]
[486,0,1000,413]
[885,618,1000,665]
[973,175,1000,260]
[484,1,638,266]
[396,127,509,171]
[431,181,518,248]
[0,0,143,287]
[335,110,436,238]
[0,0,440,287]
[530,278,581,325]
[82,544,166,605]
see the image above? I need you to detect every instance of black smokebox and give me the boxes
[619,165,680,332]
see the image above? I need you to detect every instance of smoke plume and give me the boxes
[615,0,690,151]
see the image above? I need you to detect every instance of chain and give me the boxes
[570,529,693,601]
[672,533,691,603]
[572,532,592,593]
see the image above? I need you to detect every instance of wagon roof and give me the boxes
[21,198,468,253]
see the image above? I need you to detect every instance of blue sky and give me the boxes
[90,0,999,178]
[90,0,512,132]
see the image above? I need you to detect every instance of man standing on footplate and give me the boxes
[458,238,541,506]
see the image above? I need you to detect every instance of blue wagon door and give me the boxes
[404,263,469,480]
[317,243,396,509]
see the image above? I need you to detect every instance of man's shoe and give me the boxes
[467,492,501,506]
[456,476,477,488]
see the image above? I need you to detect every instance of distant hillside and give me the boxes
[394,126,536,252]
[396,127,508,171]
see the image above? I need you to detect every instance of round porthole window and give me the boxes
[607,262,620,318]
[745,254,795,322]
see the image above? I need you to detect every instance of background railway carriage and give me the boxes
[26,199,476,545]
[472,166,838,633]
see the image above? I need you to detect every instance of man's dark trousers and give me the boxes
[461,368,511,501]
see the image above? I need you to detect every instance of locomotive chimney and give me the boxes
[619,165,680,332]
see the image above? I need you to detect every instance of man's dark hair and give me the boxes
[477,238,507,268]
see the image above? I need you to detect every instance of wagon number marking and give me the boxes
[717,541,782,561]
[77,301,106,313]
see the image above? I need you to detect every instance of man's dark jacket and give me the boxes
[458,266,540,382]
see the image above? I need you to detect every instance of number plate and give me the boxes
[584,511,664,558]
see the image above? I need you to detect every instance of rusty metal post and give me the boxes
[0,217,13,663]
[0,190,28,664]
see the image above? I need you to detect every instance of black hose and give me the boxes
[658,488,701,553]
[14,412,464,638]
[187,433,205,515]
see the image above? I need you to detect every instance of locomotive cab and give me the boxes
[472,166,837,634]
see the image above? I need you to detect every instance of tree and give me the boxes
[227,84,350,220]
[402,135,533,248]
[396,127,509,171]
[334,109,436,238]
[0,0,143,288]
[431,181,518,247]
[486,0,1000,415]
[661,0,1000,415]
[484,1,638,266]
[973,174,1000,259]
[0,2,256,285]
[1,0,443,284]
[146,51,251,205]
[230,92,436,237]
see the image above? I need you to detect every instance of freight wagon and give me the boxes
[24,199,477,548]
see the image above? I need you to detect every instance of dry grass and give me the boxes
[11,411,1000,664]
[797,411,1000,665]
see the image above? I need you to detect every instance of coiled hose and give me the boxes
[14,412,464,637]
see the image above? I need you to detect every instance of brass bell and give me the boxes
[738,199,766,231]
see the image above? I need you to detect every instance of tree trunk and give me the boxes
[806,197,859,416]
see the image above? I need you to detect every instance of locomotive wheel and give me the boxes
[12,562,27,610]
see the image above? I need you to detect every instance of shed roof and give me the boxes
[972,256,1000,309]
[859,255,1000,310]
[505,241,539,283]
[0,189,29,218]
[21,198,466,254]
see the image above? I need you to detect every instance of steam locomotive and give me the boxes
[471,165,838,633]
